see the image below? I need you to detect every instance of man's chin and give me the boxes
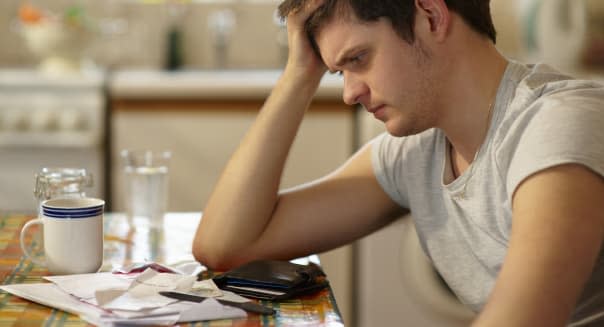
[387,130,409,137]
[384,122,423,138]
[383,120,404,137]
[385,128,407,138]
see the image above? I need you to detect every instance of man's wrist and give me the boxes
[279,65,325,98]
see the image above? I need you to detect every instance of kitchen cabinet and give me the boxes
[108,70,355,325]
[110,99,354,211]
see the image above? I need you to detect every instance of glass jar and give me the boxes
[33,167,93,207]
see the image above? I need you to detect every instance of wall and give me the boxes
[1,0,287,70]
[491,0,604,70]
[3,0,603,71]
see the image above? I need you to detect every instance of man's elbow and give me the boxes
[192,238,222,270]
[192,238,242,271]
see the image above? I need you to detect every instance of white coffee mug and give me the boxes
[20,197,105,275]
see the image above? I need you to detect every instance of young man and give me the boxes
[193,0,604,325]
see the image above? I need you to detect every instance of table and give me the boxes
[0,213,344,326]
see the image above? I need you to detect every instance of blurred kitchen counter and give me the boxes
[108,69,344,101]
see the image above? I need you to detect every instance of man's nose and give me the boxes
[342,73,366,106]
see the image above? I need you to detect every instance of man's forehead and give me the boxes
[315,17,365,68]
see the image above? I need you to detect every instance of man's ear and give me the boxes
[415,0,450,41]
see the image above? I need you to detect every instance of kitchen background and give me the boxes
[1,0,603,326]
[0,0,291,70]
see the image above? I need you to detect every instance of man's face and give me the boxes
[315,14,442,137]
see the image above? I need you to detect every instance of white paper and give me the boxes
[171,261,206,276]
[1,264,247,326]
[98,268,196,311]
[188,279,223,297]
[177,298,246,322]
[84,299,247,326]
[83,312,181,327]
[0,283,106,318]
[44,272,132,301]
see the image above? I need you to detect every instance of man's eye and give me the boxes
[350,52,366,64]
[336,71,343,76]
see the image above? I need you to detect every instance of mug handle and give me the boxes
[20,218,45,266]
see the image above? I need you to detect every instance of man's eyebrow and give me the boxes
[334,45,364,68]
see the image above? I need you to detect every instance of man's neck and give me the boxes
[437,37,508,167]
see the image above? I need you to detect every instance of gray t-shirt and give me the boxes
[371,60,604,324]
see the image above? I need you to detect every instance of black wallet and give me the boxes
[212,260,329,301]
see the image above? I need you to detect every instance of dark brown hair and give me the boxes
[278,0,496,47]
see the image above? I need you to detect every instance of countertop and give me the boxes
[108,69,344,101]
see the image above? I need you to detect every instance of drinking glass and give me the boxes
[120,150,171,229]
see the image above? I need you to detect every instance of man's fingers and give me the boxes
[302,0,326,14]
[287,0,326,27]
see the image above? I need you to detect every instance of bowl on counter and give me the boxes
[17,5,94,76]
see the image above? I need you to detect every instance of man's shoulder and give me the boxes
[516,62,604,100]
[499,62,604,130]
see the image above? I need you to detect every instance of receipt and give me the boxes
[189,279,223,298]
[96,268,196,311]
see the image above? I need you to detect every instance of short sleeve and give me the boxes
[506,88,604,199]
[370,132,410,208]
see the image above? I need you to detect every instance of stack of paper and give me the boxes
[0,263,248,326]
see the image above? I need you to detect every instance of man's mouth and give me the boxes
[366,104,384,113]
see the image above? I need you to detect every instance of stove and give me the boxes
[0,70,107,213]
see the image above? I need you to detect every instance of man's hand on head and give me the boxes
[280,0,327,81]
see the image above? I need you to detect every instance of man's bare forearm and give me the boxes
[193,70,323,269]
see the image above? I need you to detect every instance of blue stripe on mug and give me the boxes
[43,206,103,215]
[42,205,103,219]
[43,205,103,212]
[43,211,103,218]
[43,209,103,218]
[43,210,103,219]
